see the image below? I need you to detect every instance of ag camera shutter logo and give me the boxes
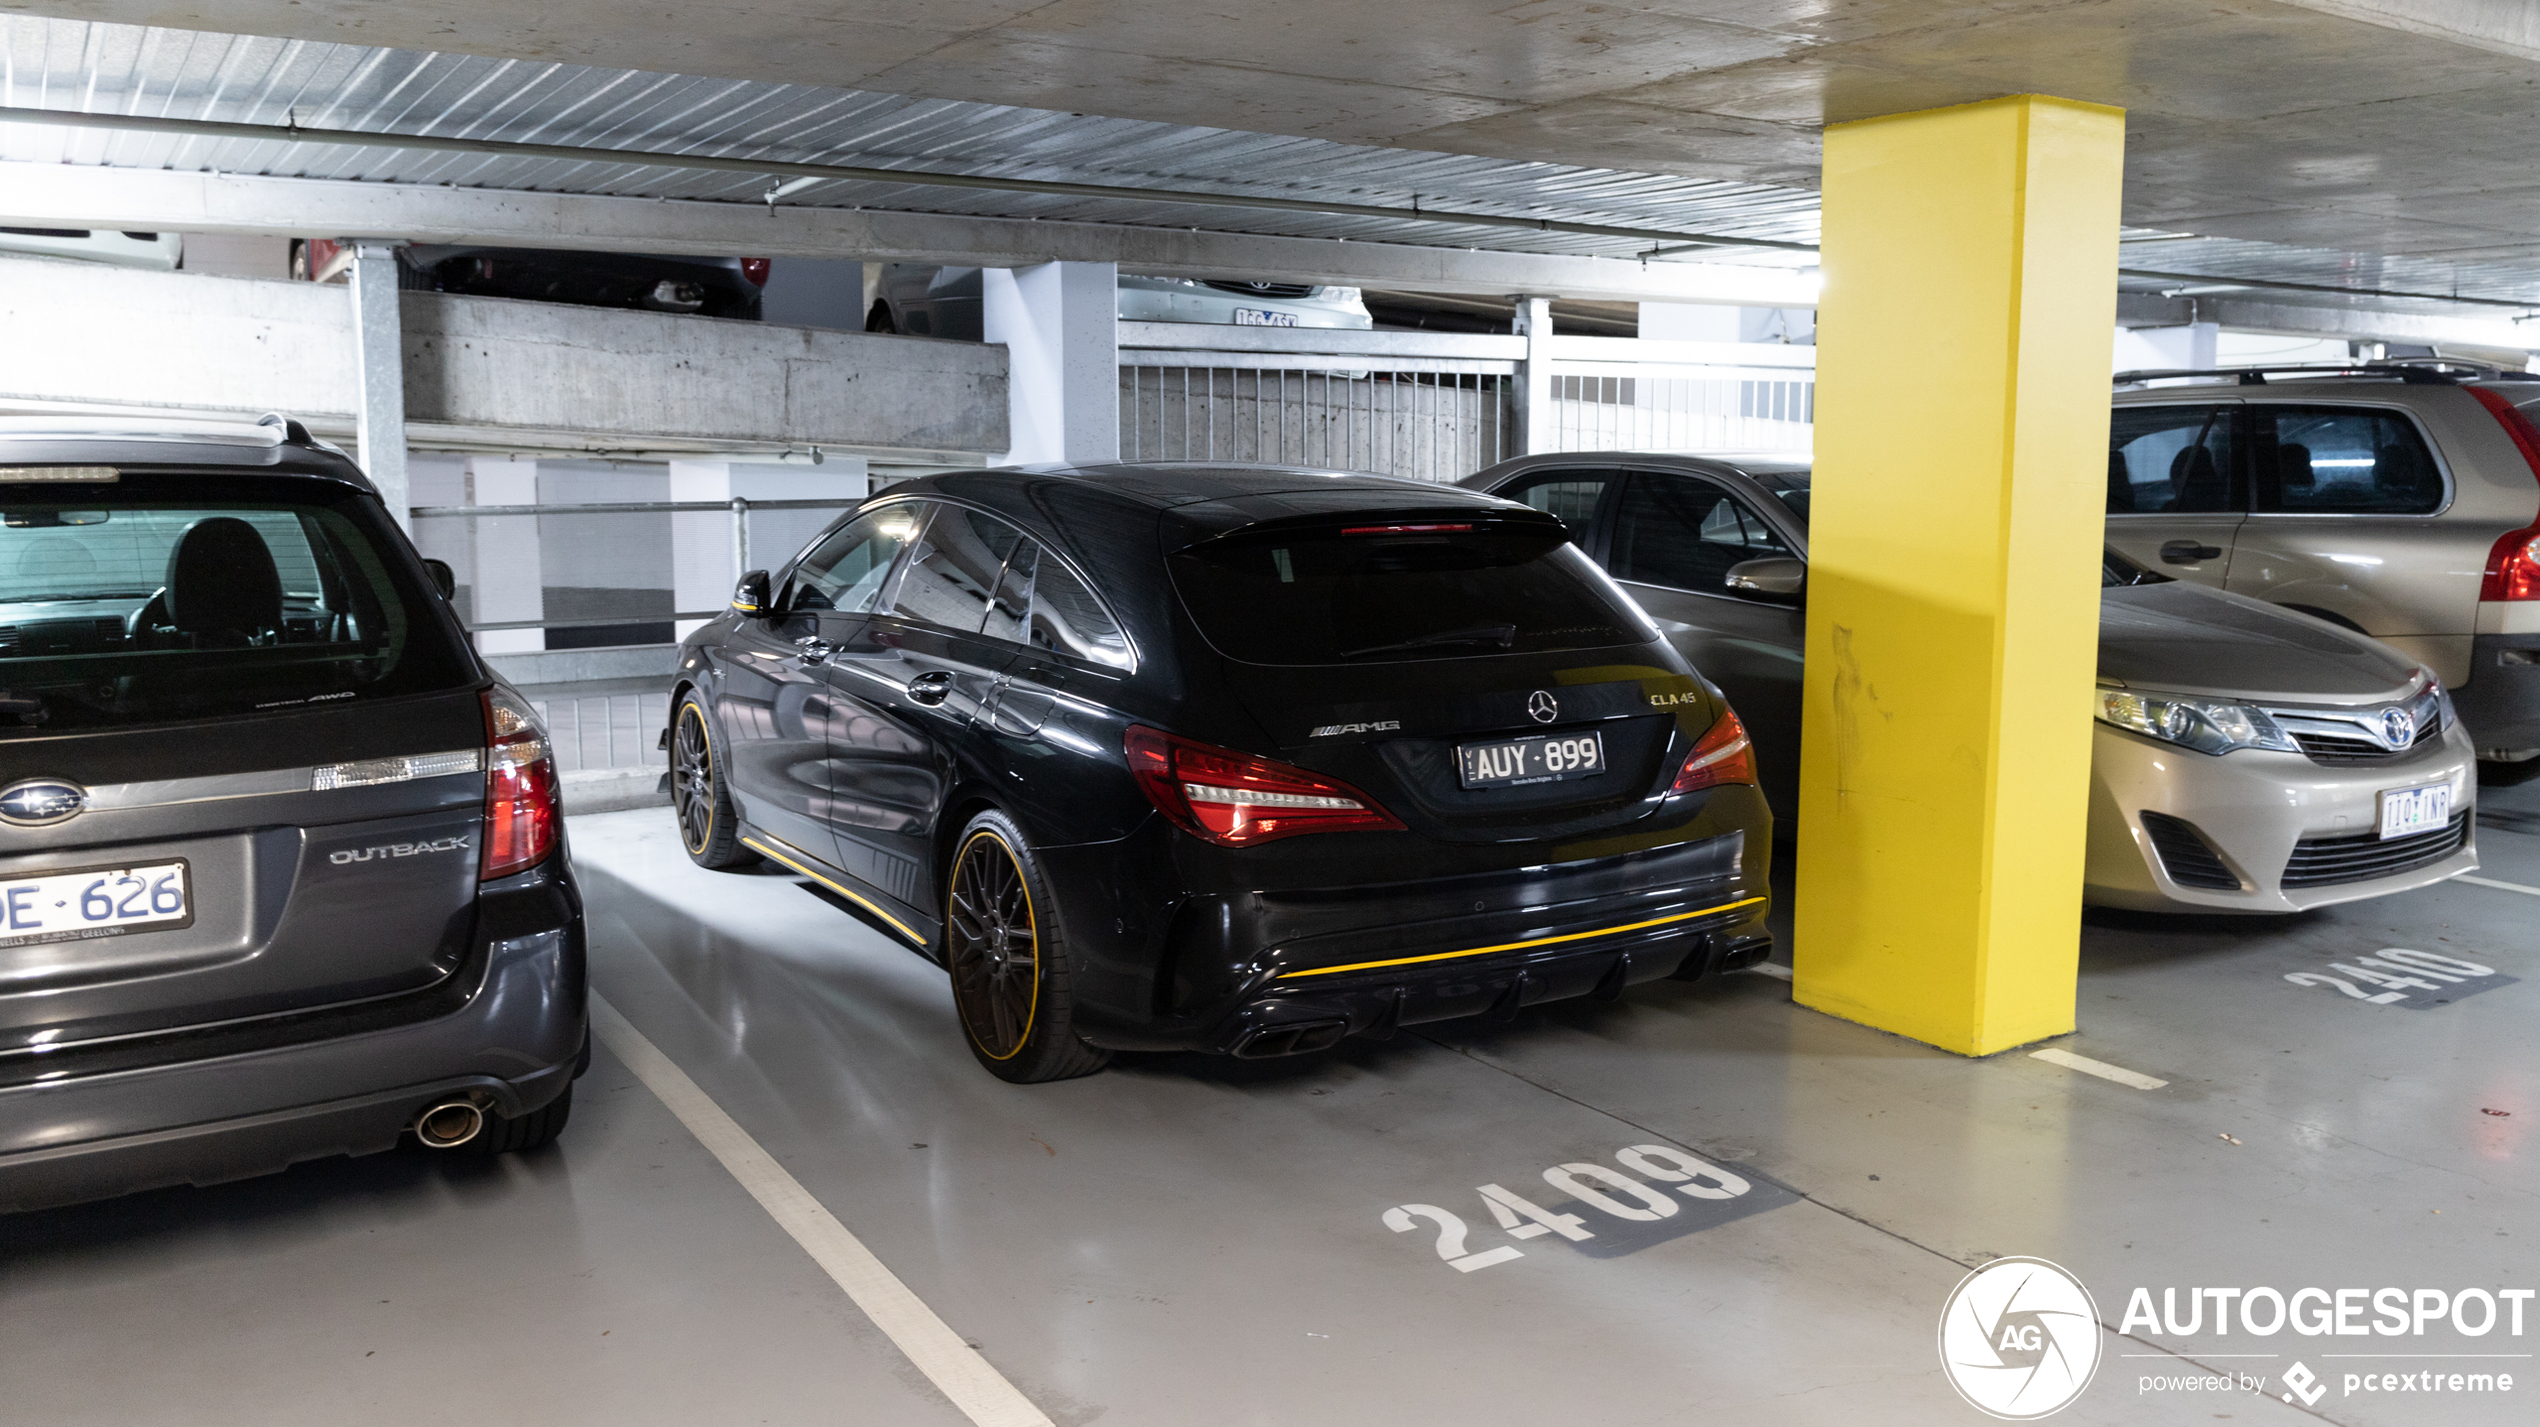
[1939,1257,2103,1419]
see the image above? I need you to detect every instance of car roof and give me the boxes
[0,415,373,490]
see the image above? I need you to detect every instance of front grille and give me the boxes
[2139,812,2242,890]
[1204,280,1316,299]
[2281,814,2469,889]
[2288,726,2432,766]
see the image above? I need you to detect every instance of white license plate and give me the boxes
[2377,784,2453,840]
[0,859,192,948]
[1232,307,1300,327]
[1457,731,1607,789]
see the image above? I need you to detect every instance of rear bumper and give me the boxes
[2454,634,2540,757]
[0,863,586,1213]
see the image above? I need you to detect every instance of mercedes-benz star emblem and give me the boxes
[0,778,87,827]
[1526,690,1560,724]
[2380,707,2416,750]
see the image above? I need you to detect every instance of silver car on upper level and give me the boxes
[1466,452,2478,913]
[2105,362,2540,764]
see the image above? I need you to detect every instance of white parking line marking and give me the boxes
[591,995,1053,1427]
[1747,962,1794,982]
[2454,872,2540,897]
[2030,1048,2169,1090]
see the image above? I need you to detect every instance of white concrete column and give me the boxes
[348,242,410,530]
[670,460,871,639]
[1513,295,1555,456]
[467,456,544,655]
[984,261,1119,465]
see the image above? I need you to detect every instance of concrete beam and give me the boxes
[2116,291,2540,353]
[0,161,1819,307]
[0,254,1009,462]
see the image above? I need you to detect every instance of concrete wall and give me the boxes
[0,254,1006,463]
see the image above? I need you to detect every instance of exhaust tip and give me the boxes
[415,1099,485,1149]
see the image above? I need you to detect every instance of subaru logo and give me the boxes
[0,778,86,827]
[2380,706,2416,749]
[1526,690,1560,724]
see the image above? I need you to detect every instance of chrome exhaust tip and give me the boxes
[414,1099,486,1149]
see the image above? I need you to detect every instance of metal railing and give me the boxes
[407,496,860,634]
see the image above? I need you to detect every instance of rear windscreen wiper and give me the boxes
[1338,623,1518,659]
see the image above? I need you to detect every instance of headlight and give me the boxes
[2097,688,2298,755]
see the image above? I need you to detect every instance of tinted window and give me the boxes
[788,508,918,614]
[1169,522,1645,666]
[886,503,1029,633]
[1607,474,1794,593]
[980,540,1037,644]
[1495,469,1610,542]
[0,471,472,736]
[1026,552,1133,669]
[2109,405,2237,513]
[2256,406,2443,514]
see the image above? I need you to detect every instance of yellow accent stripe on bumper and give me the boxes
[1275,895,1767,980]
[742,835,929,945]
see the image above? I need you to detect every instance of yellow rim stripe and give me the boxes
[743,835,929,945]
[1275,896,1767,980]
[954,829,1040,1061]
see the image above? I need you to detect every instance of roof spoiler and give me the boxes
[256,411,319,446]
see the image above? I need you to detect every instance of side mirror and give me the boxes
[421,557,457,601]
[731,569,773,615]
[1725,556,1807,602]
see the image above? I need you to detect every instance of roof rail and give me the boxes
[255,411,318,445]
[2114,360,2540,389]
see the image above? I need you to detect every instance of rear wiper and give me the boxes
[1338,623,1518,659]
[0,690,47,725]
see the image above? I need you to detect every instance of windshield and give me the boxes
[0,471,476,736]
[1170,520,1649,665]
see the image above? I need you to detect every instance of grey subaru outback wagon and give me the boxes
[0,416,584,1212]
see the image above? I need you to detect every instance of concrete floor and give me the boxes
[5,784,2538,1425]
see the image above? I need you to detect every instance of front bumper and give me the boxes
[2085,721,2477,913]
[0,862,586,1213]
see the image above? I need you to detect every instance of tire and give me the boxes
[943,809,1110,1083]
[462,1086,573,1156]
[671,694,755,870]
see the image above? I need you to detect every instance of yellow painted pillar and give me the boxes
[1792,95,2124,1056]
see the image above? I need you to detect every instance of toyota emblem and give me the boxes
[0,778,86,827]
[1526,690,1560,724]
[2380,706,2415,749]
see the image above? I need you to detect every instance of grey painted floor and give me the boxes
[5,783,2538,1425]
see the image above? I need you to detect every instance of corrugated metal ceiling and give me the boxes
[5,18,2540,315]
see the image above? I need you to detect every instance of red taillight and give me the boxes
[2467,385,2540,602]
[1124,725,1403,845]
[740,257,770,286]
[1340,523,1474,535]
[482,686,559,880]
[1672,708,1754,795]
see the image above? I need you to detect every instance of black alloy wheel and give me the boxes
[672,696,753,869]
[944,810,1109,1082]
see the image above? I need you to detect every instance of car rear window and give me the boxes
[0,470,474,736]
[1168,519,1648,665]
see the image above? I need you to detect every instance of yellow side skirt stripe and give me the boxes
[1276,896,1767,980]
[742,835,930,946]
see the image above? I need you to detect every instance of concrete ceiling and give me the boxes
[18,0,2540,272]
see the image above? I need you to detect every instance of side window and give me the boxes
[885,504,1030,633]
[1026,551,1133,669]
[2255,406,2443,514]
[786,508,918,615]
[2108,405,2238,513]
[980,541,1038,644]
[1494,470,1613,543]
[1606,474,1793,594]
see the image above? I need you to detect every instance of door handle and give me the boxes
[793,635,835,665]
[907,670,955,706]
[2159,540,2222,565]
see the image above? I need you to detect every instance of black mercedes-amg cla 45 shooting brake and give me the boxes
[0,416,585,1212]
[669,464,1773,1082]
